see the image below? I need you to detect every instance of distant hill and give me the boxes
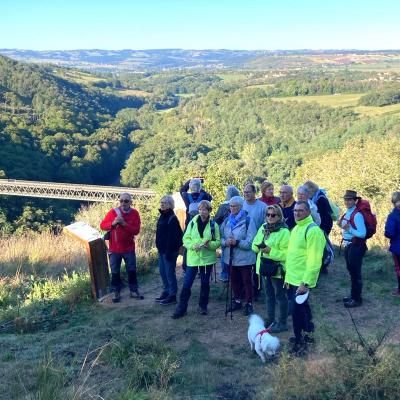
[1,49,400,72]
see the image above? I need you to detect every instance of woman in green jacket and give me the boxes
[172,200,221,319]
[252,204,290,333]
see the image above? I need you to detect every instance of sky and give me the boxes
[1,0,399,51]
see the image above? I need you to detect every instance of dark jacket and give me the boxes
[385,208,400,255]
[156,209,183,255]
[180,180,213,227]
[279,199,296,230]
[315,192,333,235]
[214,202,230,225]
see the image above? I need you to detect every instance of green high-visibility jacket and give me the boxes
[183,215,221,267]
[285,215,326,288]
[252,224,290,279]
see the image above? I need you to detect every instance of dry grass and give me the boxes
[0,232,86,277]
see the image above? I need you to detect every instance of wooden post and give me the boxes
[64,222,110,300]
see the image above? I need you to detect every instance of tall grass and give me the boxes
[0,232,86,277]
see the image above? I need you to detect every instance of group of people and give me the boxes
[100,180,400,355]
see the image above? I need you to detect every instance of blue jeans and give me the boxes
[183,265,213,290]
[158,251,178,296]
[109,251,138,292]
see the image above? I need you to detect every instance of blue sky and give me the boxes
[1,0,399,50]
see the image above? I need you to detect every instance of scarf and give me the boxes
[228,209,245,228]
[263,221,288,239]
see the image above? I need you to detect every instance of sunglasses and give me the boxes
[266,213,277,217]
[119,199,130,203]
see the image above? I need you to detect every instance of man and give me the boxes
[296,185,321,226]
[284,201,326,354]
[339,190,367,308]
[242,183,267,231]
[279,185,296,230]
[242,183,267,300]
[100,193,142,303]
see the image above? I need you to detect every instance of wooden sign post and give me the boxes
[64,222,110,300]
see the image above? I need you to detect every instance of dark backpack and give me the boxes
[341,199,377,240]
[305,222,334,268]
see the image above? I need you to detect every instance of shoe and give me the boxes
[344,299,362,308]
[289,341,307,356]
[289,334,314,344]
[171,310,187,319]
[198,307,208,315]
[227,301,242,313]
[342,296,352,303]
[112,291,121,303]
[392,290,400,297]
[160,295,176,305]
[218,277,229,283]
[243,303,253,316]
[155,292,168,302]
[270,322,288,333]
[130,290,144,300]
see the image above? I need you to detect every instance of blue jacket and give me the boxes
[385,208,400,255]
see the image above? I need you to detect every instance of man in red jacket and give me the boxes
[100,193,142,303]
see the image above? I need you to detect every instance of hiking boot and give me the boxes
[160,295,177,305]
[171,309,187,319]
[227,301,242,313]
[155,292,168,302]
[342,296,352,303]
[198,306,208,315]
[391,290,400,297]
[270,322,288,333]
[289,341,307,357]
[289,335,314,344]
[243,303,254,316]
[344,299,362,308]
[130,290,144,300]
[112,291,121,303]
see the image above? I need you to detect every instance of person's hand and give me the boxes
[194,244,202,251]
[227,238,237,247]
[342,222,350,232]
[203,240,210,249]
[261,245,271,254]
[296,283,309,295]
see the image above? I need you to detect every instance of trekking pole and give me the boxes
[225,246,234,320]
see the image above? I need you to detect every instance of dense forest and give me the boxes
[1,54,400,238]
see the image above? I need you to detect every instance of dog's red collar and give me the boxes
[256,328,270,340]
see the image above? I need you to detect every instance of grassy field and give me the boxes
[113,88,152,97]
[271,93,400,117]
[53,69,106,85]
[0,232,399,399]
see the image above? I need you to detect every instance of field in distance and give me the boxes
[271,93,400,117]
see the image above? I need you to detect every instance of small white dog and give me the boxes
[247,314,280,362]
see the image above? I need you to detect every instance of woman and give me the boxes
[304,180,333,235]
[252,204,290,333]
[385,191,400,296]
[172,200,221,318]
[259,181,280,206]
[220,196,257,316]
[214,185,240,281]
[297,185,321,226]
[155,195,183,305]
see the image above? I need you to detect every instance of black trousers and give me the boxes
[344,242,367,302]
[287,285,314,341]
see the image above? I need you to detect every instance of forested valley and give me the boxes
[1,53,400,239]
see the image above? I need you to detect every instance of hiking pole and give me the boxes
[225,246,234,320]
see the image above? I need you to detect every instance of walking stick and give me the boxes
[225,246,234,320]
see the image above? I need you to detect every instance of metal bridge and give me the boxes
[0,179,156,202]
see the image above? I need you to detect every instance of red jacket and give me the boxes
[100,207,141,253]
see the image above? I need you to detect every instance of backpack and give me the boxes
[317,189,340,221]
[343,198,377,240]
[187,192,205,219]
[305,222,334,268]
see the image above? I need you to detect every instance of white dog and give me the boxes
[247,314,280,362]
